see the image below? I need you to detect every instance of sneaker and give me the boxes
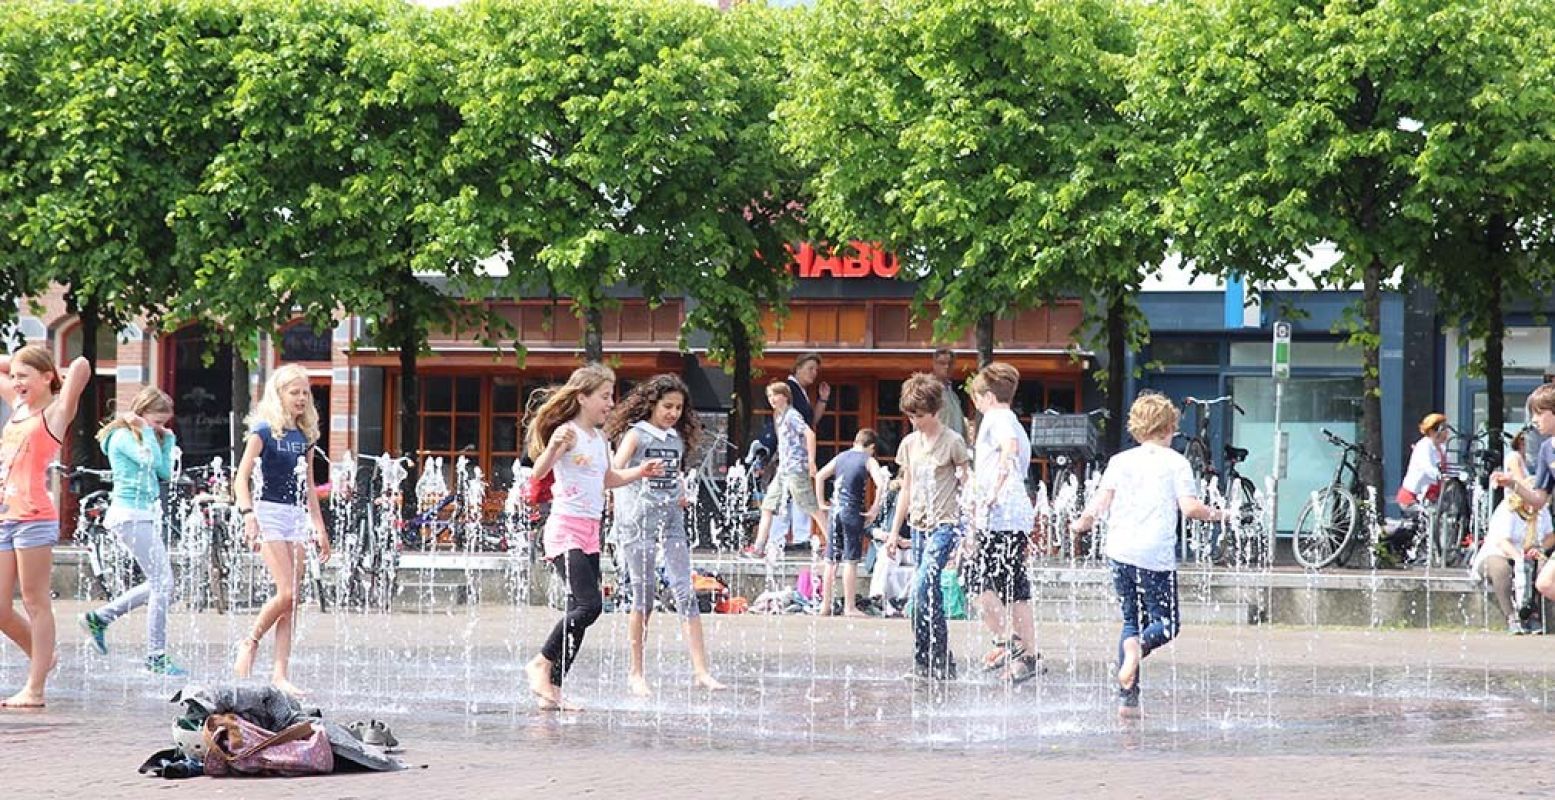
[80,612,108,655]
[145,653,189,677]
[1118,680,1141,709]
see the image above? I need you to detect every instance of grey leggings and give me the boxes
[621,534,699,619]
[92,519,173,655]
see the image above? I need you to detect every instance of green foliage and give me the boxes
[780,0,1163,347]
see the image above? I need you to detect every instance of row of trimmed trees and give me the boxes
[3,0,1554,500]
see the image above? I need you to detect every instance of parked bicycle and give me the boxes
[1031,408,1107,560]
[327,451,411,612]
[1292,428,1378,569]
[174,459,245,614]
[52,463,133,601]
[1432,426,1503,569]
[1175,396,1265,567]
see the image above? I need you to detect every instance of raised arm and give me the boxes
[814,456,838,510]
[0,355,14,408]
[44,357,92,439]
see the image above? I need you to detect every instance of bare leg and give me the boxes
[841,561,862,615]
[1118,636,1142,690]
[684,617,725,690]
[269,544,307,696]
[4,546,55,707]
[526,654,561,708]
[0,552,32,657]
[628,610,651,697]
[820,561,838,615]
[1537,556,1555,601]
[978,590,1008,639]
[1011,601,1037,657]
[750,509,774,553]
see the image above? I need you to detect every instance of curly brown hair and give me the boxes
[604,373,702,455]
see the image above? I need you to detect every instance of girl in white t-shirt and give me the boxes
[523,365,662,711]
[1071,392,1228,717]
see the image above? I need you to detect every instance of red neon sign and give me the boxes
[789,241,900,279]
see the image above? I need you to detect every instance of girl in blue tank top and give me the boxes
[232,364,331,698]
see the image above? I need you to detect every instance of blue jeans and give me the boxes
[1110,560,1179,683]
[911,524,960,674]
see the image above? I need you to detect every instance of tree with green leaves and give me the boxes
[168,0,494,466]
[0,0,243,465]
[1130,0,1455,500]
[1406,0,1555,458]
[442,0,778,365]
[779,0,1155,431]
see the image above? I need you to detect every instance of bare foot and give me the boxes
[526,656,560,707]
[693,672,727,691]
[1117,637,1142,691]
[1,689,46,709]
[628,674,652,697]
[234,637,259,678]
[272,677,307,698]
[843,609,868,619]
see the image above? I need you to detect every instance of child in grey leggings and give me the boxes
[79,387,186,676]
[607,375,725,697]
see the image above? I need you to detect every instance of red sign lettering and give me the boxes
[787,242,900,279]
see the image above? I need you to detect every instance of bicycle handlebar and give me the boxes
[1185,395,1245,415]
[47,462,113,481]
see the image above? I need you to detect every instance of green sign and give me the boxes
[1273,321,1292,380]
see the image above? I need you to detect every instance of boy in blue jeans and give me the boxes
[888,373,971,681]
[1071,391,1228,716]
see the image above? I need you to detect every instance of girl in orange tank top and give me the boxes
[0,345,92,709]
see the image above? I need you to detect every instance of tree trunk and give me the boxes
[730,320,754,452]
[975,312,995,368]
[1485,213,1508,466]
[1105,291,1127,455]
[583,306,604,365]
[71,304,102,469]
[396,312,420,498]
[1360,256,1385,508]
[231,348,250,465]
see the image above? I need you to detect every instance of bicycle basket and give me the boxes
[1029,414,1101,460]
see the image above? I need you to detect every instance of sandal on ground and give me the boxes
[981,635,1026,672]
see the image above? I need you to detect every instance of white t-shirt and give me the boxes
[974,407,1034,532]
[550,422,609,519]
[1100,442,1197,572]
[1401,436,1443,497]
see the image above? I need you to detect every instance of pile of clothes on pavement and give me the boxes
[138,684,408,779]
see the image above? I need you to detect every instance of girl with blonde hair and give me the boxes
[79,386,187,675]
[523,364,663,710]
[0,345,92,708]
[232,364,330,696]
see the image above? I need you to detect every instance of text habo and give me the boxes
[789,242,901,279]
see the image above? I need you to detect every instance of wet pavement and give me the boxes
[4,599,1555,797]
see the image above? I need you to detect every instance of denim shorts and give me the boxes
[0,519,61,551]
[255,501,309,543]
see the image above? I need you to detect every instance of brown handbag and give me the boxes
[202,713,335,777]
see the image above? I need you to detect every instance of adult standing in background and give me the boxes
[932,349,969,442]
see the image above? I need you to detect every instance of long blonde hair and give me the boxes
[246,363,319,442]
[97,386,173,445]
[525,364,615,459]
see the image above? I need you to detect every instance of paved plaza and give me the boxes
[3,599,1555,798]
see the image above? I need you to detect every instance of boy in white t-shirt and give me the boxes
[965,363,1040,684]
[1071,391,1229,717]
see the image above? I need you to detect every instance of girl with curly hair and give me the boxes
[605,374,724,696]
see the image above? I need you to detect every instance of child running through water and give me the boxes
[746,382,829,564]
[0,346,90,708]
[79,386,188,676]
[814,428,888,616]
[966,363,1041,683]
[232,364,331,697]
[606,375,726,696]
[1070,392,1228,717]
[525,365,662,710]
[888,373,971,682]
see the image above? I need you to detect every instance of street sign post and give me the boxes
[1270,321,1291,560]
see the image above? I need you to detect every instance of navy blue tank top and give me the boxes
[253,422,310,505]
[832,450,870,513]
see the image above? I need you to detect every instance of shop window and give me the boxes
[1151,340,1220,367]
[62,321,120,363]
[417,375,482,486]
[1471,390,1536,439]
[813,383,862,464]
[1229,376,1364,530]
[1467,327,1551,377]
[1230,340,1359,369]
[278,321,333,364]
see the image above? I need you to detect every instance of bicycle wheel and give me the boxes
[1219,476,1268,568]
[1433,480,1472,568]
[88,523,140,602]
[1292,486,1357,569]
